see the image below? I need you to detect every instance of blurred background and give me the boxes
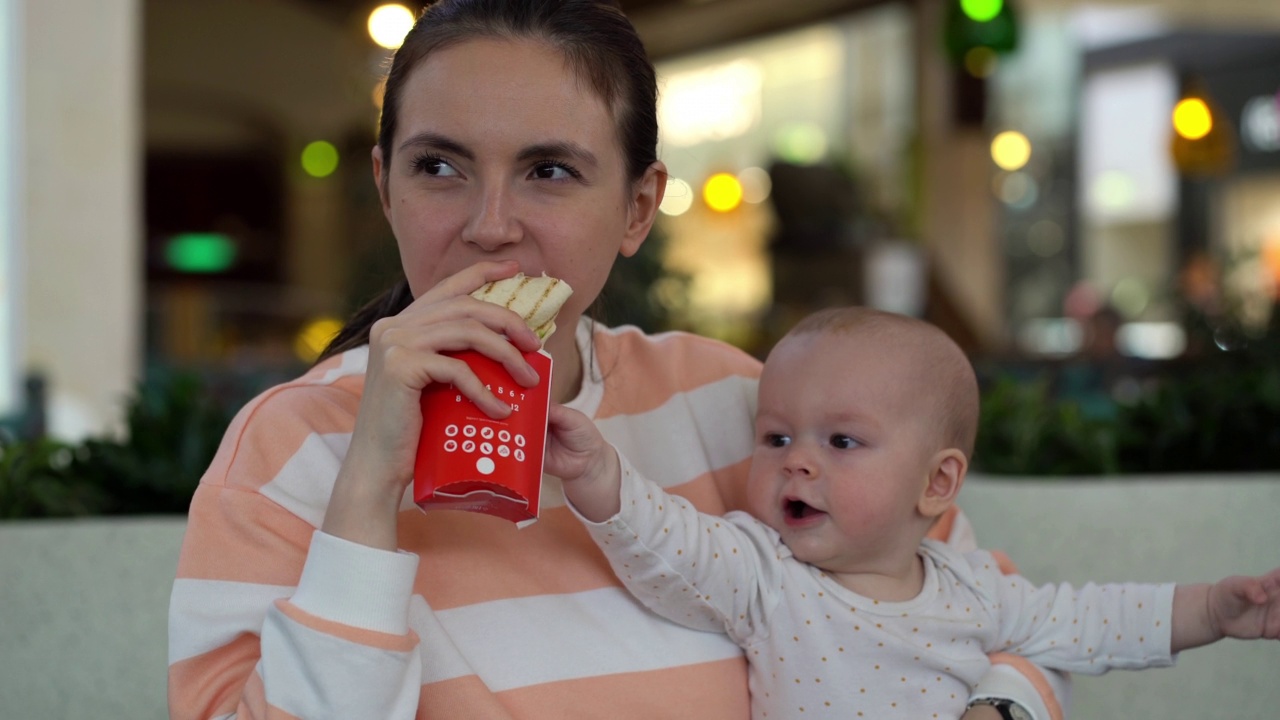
[2,3,1280,717]
[2,0,1279,514]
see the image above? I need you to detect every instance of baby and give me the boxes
[543,306,1280,719]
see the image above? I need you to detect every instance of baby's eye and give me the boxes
[763,433,791,448]
[829,434,859,450]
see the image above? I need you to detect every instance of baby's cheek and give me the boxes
[743,479,779,527]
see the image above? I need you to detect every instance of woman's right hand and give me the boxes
[322,260,544,550]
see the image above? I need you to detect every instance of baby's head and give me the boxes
[783,307,979,459]
[747,307,979,577]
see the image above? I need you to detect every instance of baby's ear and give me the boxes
[918,448,967,518]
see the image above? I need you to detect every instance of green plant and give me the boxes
[597,223,688,333]
[974,340,1280,476]
[974,375,1121,476]
[0,435,108,518]
[0,371,236,518]
[1115,351,1280,473]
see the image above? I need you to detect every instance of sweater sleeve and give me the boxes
[570,454,783,647]
[167,382,423,720]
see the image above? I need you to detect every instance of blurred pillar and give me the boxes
[914,0,1006,350]
[19,0,142,440]
[1,0,20,418]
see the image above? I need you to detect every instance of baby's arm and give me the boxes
[545,404,780,640]
[544,404,623,521]
[1171,568,1280,652]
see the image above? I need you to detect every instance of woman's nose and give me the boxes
[462,183,522,251]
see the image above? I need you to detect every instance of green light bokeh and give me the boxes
[165,233,236,273]
[960,0,1003,22]
[301,140,340,178]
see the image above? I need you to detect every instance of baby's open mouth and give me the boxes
[784,498,823,520]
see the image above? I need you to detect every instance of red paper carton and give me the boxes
[414,348,552,528]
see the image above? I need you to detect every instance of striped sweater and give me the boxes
[168,319,1064,719]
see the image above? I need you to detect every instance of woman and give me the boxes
[167,1,1066,718]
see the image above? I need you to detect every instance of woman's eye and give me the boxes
[763,433,791,448]
[531,161,579,181]
[412,155,458,177]
[829,434,859,450]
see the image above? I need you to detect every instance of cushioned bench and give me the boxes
[1,475,1277,718]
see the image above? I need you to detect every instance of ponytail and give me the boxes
[315,278,415,364]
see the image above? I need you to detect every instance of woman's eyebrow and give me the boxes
[398,131,473,160]
[516,141,599,169]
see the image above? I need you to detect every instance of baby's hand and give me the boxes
[544,405,612,484]
[544,405,623,521]
[1208,567,1280,641]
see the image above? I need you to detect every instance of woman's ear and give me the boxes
[620,161,668,257]
[371,146,392,217]
[918,448,967,519]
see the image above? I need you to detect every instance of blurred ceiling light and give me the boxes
[1017,317,1082,356]
[990,130,1031,171]
[1089,170,1136,212]
[1170,90,1236,177]
[659,59,762,147]
[1241,94,1280,152]
[961,0,1004,22]
[1115,322,1186,359]
[997,171,1038,209]
[659,178,695,216]
[737,167,772,204]
[1173,97,1213,140]
[1027,219,1064,257]
[703,172,743,213]
[963,46,998,78]
[301,140,340,178]
[944,0,1018,66]
[295,316,345,364]
[165,233,236,274]
[1110,277,1150,317]
[774,122,828,165]
[368,4,415,50]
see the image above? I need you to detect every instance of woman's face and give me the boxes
[373,37,662,325]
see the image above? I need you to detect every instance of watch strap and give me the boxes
[968,697,1030,720]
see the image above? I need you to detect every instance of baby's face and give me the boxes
[747,331,940,575]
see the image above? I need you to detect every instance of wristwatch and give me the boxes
[967,698,1033,720]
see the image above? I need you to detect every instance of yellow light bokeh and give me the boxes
[991,130,1032,171]
[301,140,339,178]
[1173,98,1213,140]
[702,173,743,213]
[294,316,345,364]
[368,4,415,50]
[964,47,998,78]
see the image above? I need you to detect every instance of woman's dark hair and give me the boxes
[318,0,659,363]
